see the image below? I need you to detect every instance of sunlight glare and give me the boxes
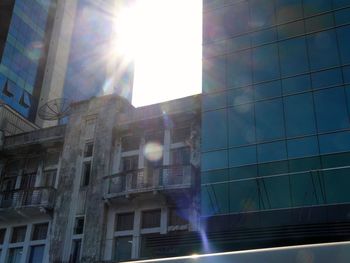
[113,0,202,106]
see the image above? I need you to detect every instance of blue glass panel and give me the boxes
[203,41,225,58]
[229,181,259,212]
[282,74,311,95]
[202,169,229,184]
[279,37,309,77]
[319,131,350,154]
[251,28,277,46]
[287,136,319,158]
[203,7,226,42]
[311,68,343,89]
[344,66,350,84]
[257,141,287,163]
[314,87,349,132]
[333,0,350,8]
[229,146,257,167]
[253,44,280,83]
[229,165,258,180]
[336,25,350,64]
[303,0,332,16]
[225,2,250,36]
[250,0,276,29]
[226,34,251,53]
[324,168,350,204]
[284,93,316,137]
[203,56,226,93]
[202,109,228,151]
[291,172,324,207]
[255,98,285,141]
[277,20,305,40]
[227,86,254,106]
[275,0,303,23]
[202,150,228,171]
[228,104,256,147]
[307,30,340,70]
[202,184,229,214]
[335,8,350,26]
[305,13,334,33]
[203,91,227,111]
[227,50,252,88]
[255,80,282,100]
[260,176,291,209]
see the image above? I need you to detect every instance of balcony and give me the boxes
[3,125,66,149]
[105,165,193,199]
[0,187,56,220]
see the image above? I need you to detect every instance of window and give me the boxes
[115,213,134,231]
[284,93,316,137]
[19,91,30,108]
[250,0,275,30]
[275,0,303,23]
[277,20,305,40]
[305,13,334,33]
[228,104,255,147]
[84,142,93,157]
[172,127,190,143]
[287,136,319,158]
[337,25,350,64]
[42,169,57,187]
[81,162,91,187]
[225,2,250,36]
[319,131,350,154]
[203,56,225,93]
[252,44,280,83]
[203,91,227,111]
[257,141,287,163]
[2,80,14,97]
[121,135,140,152]
[227,50,252,88]
[314,87,349,132]
[121,156,138,172]
[303,0,332,16]
[202,150,228,171]
[7,247,23,263]
[254,80,281,100]
[28,245,45,263]
[255,98,285,141]
[251,28,277,46]
[228,86,254,106]
[141,210,161,228]
[168,208,189,226]
[311,68,343,89]
[202,109,227,151]
[11,226,26,243]
[70,239,82,263]
[229,146,257,167]
[0,229,5,244]
[170,147,190,166]
[279,37,309,77]
[282,74,311,95]
[114,236,132,262]
[32,223,48,240]
[74,217,84,235]
[307,30,340,70]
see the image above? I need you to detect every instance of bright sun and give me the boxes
[112,0,202,107]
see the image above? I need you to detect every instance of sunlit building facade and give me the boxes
[0,0,56,122]
[201,0,350,251]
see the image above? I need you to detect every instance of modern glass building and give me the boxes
[0,0,56,121]
[64,0,134,103]
[202,0,350,250]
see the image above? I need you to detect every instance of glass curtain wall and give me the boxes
[202,0,350,216]
[0,0,55,120]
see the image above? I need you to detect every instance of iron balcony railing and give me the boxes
[106,165,193,196]
[0,187,56,209]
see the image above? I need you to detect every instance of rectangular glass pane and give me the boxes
[202,109,227,151]
[253,44,280,82]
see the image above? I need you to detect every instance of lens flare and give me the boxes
[143,141,163,162]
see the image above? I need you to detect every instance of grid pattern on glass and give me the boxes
[202,0,350,216]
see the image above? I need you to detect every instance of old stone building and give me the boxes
[0,94,200,262]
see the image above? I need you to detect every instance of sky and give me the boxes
[113,0,202,107]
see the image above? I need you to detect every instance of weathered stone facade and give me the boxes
[0,94,200,263]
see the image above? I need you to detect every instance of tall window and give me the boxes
[81,162,91,187]
[115,213,134,231]
[141,210,161,228]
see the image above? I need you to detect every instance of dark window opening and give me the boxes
[84,142,94,157]
[81,162,91,187]
[11,226,26,243]
[32,223,48,240]
[122,156,138,172]
[115,213,134,231]
[141,209,161,228]
[74,217,84,235]
[121,135,140,152]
